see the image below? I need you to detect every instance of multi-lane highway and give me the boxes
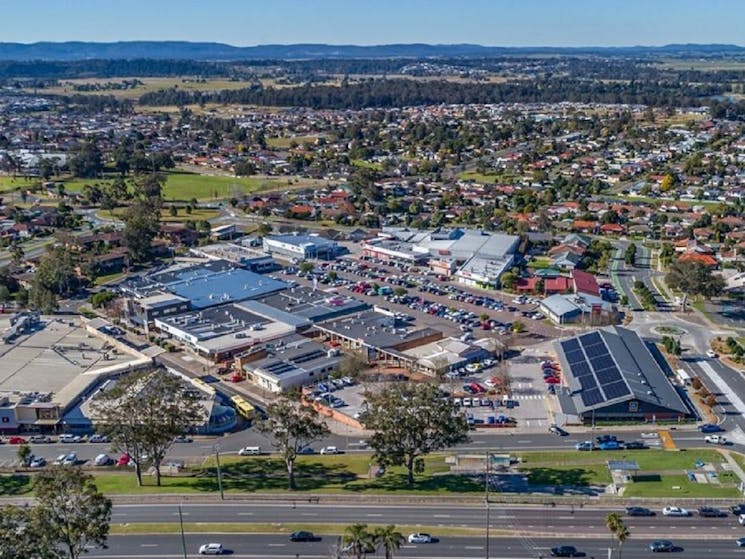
[109,502,745,537]
[87,533,745,558]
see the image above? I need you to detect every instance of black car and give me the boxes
[625,506,655,517]
[595,435,617,444]
[731,504,745,515]
[289,531,319,542]
[698,506,727,517]
[550,545,581,557]
[623,441,646,450]
[649,540,675,553]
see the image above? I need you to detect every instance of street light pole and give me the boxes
[178,503,188,559]
[214,444,224,500]
[485,451,490,559]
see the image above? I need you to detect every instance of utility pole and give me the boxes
[214,444,224,500]
[178,504,187,559]
[485,451,490,559]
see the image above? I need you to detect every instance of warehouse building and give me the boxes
[553,327,690,423]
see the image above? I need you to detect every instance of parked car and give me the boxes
[598,440,621,451]
[61,453,77,466]
[731,504,745,515]
[575,441,594,451]
[595,434,617,444]
[94,454,114,467]
[662,506,690,517]
[289,531,319,542]
[58,434,82,443]
[88,434,109,443]
[550,545,581,557]
[320,446,340,455]
[625,506,654,517]
[623,441,646,450]
[698,506,727,517]
[706,350,718,358]
[116,453,131,466]
[29,456,46,468]
[7,436,26,445]
[29,435,53,444]
[174,435,193,443]
[737,537,745,547]
[198,543,224,555]
[649,540,675,552]
[705,434,727,445]
[407,533,433,544]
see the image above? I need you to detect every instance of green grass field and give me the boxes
[3,449,741,498]
[265,135,319,149]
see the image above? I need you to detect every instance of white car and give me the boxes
[29,456,46,468]
[407,533,433,544]
[58,434,81,443]
[706,350,718,358]
[704,434,727,445]
[662,506,690,517]
[88,434,109,443]
[61,453,77,466]
[94,453,114,466]
[320,446,340,455]
[198,543,224,555]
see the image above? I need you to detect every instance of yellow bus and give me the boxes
[230,395,256,421]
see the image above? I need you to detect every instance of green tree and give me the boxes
[30,245,80,313]
[257,396,330,490]
[257,222,272,236]
[33,466,112,559]
[122,199,160,263]
[512,320,526,333]
[299,261,315,274]
[16,443,31,466]
[500,269,518,291]
[342,523,376,559]
[624,243,637,266]
[68,140,103,179]
[605,512,630,559]
[361,383,469,486]
[665,259,725,307]
[373,525,405,559]
[92,370,205,486]
[0,504,57,559]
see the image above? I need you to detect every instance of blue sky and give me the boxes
[0,0,742,46]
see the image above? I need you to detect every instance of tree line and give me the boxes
[139,77,725,110]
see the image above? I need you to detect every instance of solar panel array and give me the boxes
[560,332,631,408]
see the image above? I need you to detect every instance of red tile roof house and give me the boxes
[516,277,539,293]
[544,276,571,295]
[678,252,718,267]
[600,223,625,235]
[571,269,600,296]
[572,220,600,234]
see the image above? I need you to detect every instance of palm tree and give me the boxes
[605,512,630,559]
[342,523,375,559]
[373,525,405,559]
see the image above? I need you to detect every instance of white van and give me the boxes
[320,446,340,455]
[238,446,262,456]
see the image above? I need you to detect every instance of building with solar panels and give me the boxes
[553,326,690,423]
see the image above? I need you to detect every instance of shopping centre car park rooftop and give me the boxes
[0,317,133,394]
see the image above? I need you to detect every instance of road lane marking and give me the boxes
[659,430,676,450]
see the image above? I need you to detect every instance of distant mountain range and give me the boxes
[0,41,743,61]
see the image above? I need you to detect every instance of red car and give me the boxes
[7,436,26,445]
[545,376,561,384]
[116,453,131,466]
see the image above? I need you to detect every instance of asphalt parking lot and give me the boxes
[288,256,566,347]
